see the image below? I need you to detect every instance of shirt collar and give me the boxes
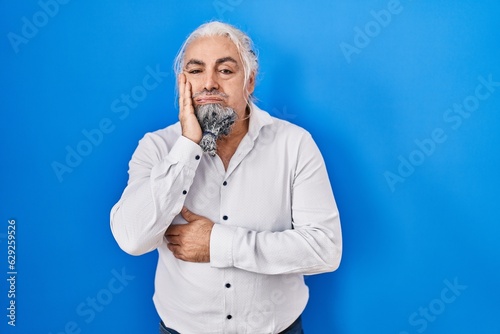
[247,102,274,141]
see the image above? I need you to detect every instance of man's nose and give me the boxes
[203,70,219,91]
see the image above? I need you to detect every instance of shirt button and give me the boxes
[195,155,200,160]
[223,181,227,186]
[227,315,232,320]
[222,215,228,220]
[225,283,231,288]
[182,190,187,195]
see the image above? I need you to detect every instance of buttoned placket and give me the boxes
[214,126,259,332]
[220,175,236,332]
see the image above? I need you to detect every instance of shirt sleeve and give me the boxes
[210,132,342,275]
[110,133,203,256]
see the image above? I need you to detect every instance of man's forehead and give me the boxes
[184,35,241,65]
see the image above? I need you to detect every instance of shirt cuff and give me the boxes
[210,224,236,268]
[168,135,204,170]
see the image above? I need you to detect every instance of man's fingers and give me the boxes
[178,74,184,110]
[178,74,202,143]
[165,234,181,245]
[181,206,201,222]
[167,243,182,258]
[165,208,213,263]
[178,73,193,109]
[165,223,180,235]
[184,79,193,108]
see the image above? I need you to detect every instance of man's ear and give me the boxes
[247,72,256,95]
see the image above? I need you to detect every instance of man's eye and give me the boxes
[220,69,233,74]
[188,69,202,74]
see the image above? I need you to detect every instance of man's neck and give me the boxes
[216,116,249,170]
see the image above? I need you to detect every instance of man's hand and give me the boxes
[165,207,214,263]
[178,73,202,144]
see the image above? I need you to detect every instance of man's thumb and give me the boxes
[181,206,196,222]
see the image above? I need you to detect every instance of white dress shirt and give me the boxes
[110,103,342,334]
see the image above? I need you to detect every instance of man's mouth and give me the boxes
[195,97,224,104]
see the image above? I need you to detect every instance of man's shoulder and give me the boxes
[271,116,309,135]
[250,110,316,157]
[253,105,311,139]
[260,113,312,144]
[141,122,181,142]
[134,122,182,154]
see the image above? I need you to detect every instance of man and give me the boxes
[110,21,342,334]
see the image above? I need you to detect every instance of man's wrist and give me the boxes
[169,136,204,168]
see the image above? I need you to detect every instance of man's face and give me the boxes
[182,35,255,117]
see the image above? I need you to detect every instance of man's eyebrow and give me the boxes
[216,57,238,66]
[184,57,238,68]
[185,59,205,67]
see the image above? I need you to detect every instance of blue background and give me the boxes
[1,0,499,333]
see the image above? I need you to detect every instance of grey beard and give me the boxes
[195,103,237,156]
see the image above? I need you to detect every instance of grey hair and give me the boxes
[173,21,258,101]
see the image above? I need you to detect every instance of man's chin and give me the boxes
[195,103,237,156]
